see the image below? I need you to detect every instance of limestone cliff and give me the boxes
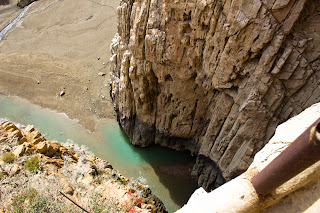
[110,0,320,190]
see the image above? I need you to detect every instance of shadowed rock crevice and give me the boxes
[116,110,199,153]
[151,159,198,207]
[192,155,226,191]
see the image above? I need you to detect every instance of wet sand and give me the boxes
[0,0,119,131]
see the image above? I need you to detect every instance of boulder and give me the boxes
[22,125,46,144]
[0,121,22,139]
[82,175,94,185]
[40,155,64,167]
[0,136,8,142]
[35,141,66,157]
[12,144,25,157]
[86,155,96,162]
[17,0,36,8]
[10,164,20,175]
[13,143,35,156]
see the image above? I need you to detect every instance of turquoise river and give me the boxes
[0,94,197,212]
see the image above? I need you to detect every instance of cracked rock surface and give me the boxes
[110,0,320,190]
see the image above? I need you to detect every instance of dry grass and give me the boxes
[0,132,164,213]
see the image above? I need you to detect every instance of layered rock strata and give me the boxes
[110,0,320,190]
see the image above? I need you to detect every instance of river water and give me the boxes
[0,2,34,41]
[0,94,197,212]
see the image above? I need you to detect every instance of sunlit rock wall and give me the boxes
[110,0,320,190]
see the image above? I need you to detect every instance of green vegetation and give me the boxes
[1,152,16,163]
[10,186,135,213]
[11,187,39,213]
[27,195,49,213]
[11,188,73,213]
[25,156,39,172]
[90,193,106,213]
[0,171,7,179]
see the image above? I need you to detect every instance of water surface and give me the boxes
[0,94,197,212]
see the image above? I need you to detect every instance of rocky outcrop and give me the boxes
[0,121,76,167]
[0,121,167,212]
[17,0,36,8]
[110,0,320,190]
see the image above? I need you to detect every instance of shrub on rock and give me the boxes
[25,156,39,172]
[1,152,16,163]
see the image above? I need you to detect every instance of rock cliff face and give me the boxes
[110,0,320,190]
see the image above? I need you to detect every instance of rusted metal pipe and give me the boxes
[251,117,320,196]
[59,191,90,213]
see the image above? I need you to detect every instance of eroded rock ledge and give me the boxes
[110,0,320,190]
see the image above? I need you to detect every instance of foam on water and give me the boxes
[0,117,26,129]
[0,117,7,123]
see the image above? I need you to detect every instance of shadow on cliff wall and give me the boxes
[118,129,198,207]
[149,156,198,207]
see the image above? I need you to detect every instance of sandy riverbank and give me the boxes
[0,0,119,131]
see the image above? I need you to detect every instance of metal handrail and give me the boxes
[251,117,320,196]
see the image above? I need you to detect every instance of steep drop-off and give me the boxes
[110,0,320,190]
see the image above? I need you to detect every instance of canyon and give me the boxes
[110,0,320,190]
[0,0,194,211]
[1,0,320,211]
